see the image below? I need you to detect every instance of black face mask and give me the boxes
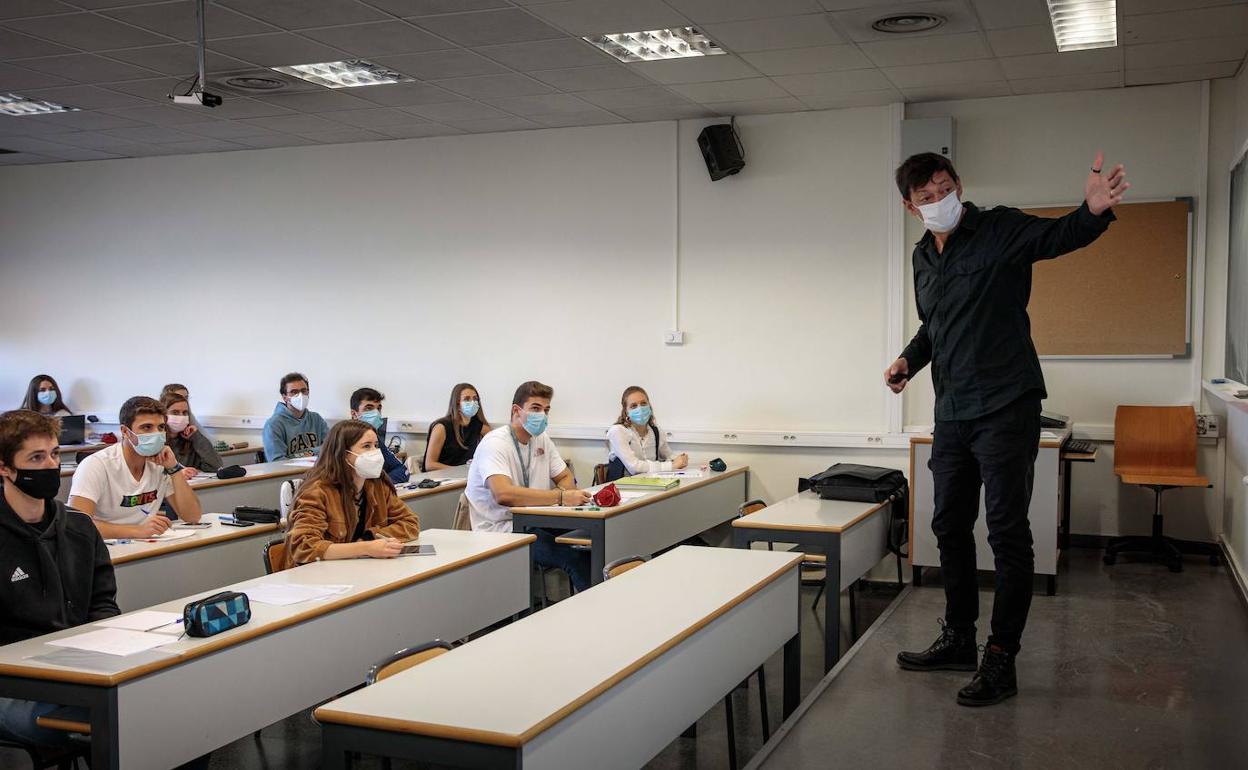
[6,467,61,501]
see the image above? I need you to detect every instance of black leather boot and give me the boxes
[897,619,978,671]
[957,644,1018,706]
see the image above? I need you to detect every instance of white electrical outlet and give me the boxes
[1196,413,1220,438]
[664,330,685,345]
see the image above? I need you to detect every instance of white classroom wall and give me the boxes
[0,79,1238,546]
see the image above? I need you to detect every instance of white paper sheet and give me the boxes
[95,611,182,632]
[244,583,353,606]
[47,628,180,657]
[284,458,317,468]
[617,490,650,501]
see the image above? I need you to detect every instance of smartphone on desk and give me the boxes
[399,544,437,556]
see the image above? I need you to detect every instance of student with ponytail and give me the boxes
[604,386,687,482]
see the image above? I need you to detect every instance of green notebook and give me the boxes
[614,476,680,491]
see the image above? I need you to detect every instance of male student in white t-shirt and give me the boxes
[69,396,204,539]
[466,380,593,591]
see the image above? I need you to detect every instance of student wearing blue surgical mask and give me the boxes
[423,383,491,471]
[465,381,592,592]
[69,396,203,539]
[604,386,687,482]
[19,374,72,417]
[348,387,408,484]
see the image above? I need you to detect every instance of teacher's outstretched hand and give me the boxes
[1085,151,1129,216]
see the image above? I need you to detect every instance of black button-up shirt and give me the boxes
[900,200,1115,422]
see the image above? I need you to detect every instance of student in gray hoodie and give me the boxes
[263,372,329,462]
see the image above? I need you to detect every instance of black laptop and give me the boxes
[58,414,86,446]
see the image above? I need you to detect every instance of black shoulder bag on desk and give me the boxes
[798,463,910,559]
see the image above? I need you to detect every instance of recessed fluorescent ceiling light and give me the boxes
[270,60,412,88]
[0,92,80,116]
[584,27,724,63]
[1047,0,1117,52]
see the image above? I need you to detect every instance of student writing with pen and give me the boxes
[68,396,203,539]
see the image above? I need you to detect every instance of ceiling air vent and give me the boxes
[871,14,947,34]
[223,75,288,91]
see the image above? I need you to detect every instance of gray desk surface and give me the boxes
[315,546,801,744]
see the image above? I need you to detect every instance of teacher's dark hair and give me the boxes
[895,152,959,200]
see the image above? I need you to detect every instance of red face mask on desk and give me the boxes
[593,483,621,507]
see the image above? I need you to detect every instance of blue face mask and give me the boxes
[628,405,652,426]
[37,390,56,406]
[523,411,548,437]
[128,429,166,457]
[358,410,384,430]
[461,400,480,419]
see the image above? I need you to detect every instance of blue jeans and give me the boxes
[0,698,86,748]
[532,528,591,593]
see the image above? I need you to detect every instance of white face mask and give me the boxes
[289,394,308,412]
[349,448,385,479]
[166,415,189,433]
[916,190,963,233]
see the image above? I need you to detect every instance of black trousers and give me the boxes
[929,394,1041,655]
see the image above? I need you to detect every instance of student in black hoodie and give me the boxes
[0,409,118,747]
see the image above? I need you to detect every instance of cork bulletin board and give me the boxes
[1024,199,1191,357]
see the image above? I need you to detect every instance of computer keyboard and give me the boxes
[1064,439,1094,454]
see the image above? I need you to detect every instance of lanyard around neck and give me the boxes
[509,428,532,488]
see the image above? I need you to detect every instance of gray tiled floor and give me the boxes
[753,549,1248,769]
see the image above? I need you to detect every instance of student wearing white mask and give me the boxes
[423,382,491,471]
[68,396,204,538]
[283,420,420,568]
[161,391,222,475]
[348,387,408,484]
[604,385,687,482]
[262,372,329,462]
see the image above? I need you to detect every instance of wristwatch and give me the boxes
[164,463,186,476]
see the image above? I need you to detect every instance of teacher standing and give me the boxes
[887,151,1127,706]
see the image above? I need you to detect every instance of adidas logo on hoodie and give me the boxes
[10,567,29,583]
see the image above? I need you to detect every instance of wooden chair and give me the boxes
[262,538,288,575]
[602,554,647,581]
[4,707,92,770]
[593,463,609,486]
[1105,405,1218,572]
[360,641,454,770]
[451,493,472,531]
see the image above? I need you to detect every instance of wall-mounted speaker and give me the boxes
[697,122,745,181]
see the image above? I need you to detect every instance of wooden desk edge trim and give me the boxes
[109,522,280,566]
[911,436,1065,449]
[731,498,888,534]
[313,550,803,746]
[190,467,306,490]
[0,534,537,688]
[509,466,750,520]
[397,479,468,501]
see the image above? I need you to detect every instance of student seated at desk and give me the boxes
[466,381,593,592]
[160,382,201,428]
[348,387,408,484]
[263,372,329,462]
[161,391,222,475]
[0,410,119,750]
[19,374,72,417]
[424,382,491,471]
[604,386,688,481]
[284,420,421,567]
[68,396,204,538]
